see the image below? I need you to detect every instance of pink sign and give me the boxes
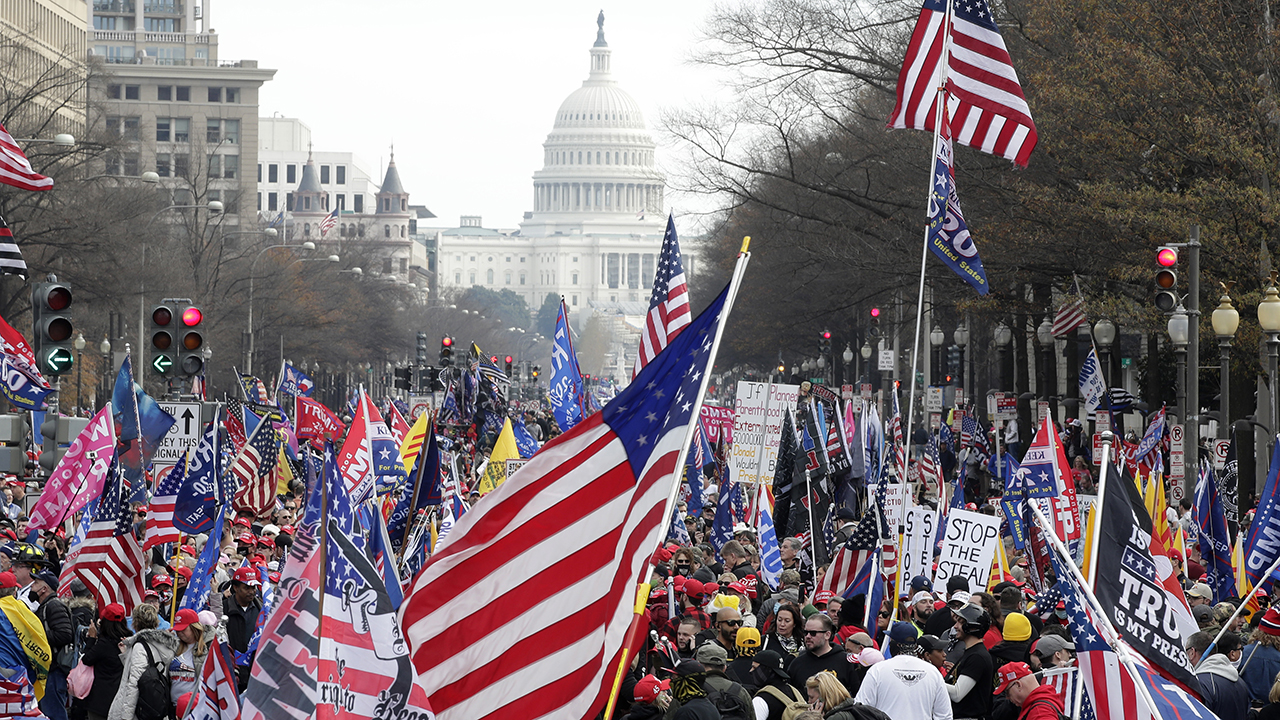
[700,405,733,445]
[29,404,116,531]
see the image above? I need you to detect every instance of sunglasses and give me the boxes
[804,629,829,636]
[879,611,892,618]
[719,619,743,627]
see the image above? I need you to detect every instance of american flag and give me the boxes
[318,208,339,237]
[919,432,943,492]
[142,455,186,550]
[0,123,53,191]
[632,213,691,378]
[0,216,28,279]
[888,0,1037,167]
[821,503,838,558]
[68,463,146,611]
[815,508,880,599]
[230,420,279,519]
[1053,296,1088,338]
[400,279,732,719]
[224,399,248,451]
[239,373,272,405]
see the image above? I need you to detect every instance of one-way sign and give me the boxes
[156,401,202,464]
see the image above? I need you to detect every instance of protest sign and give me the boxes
[730,382,799,484]
[933,509,1002,593]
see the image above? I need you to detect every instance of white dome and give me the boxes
[554,84,646,130]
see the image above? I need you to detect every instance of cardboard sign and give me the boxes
[730,382,800,485]
[882,481,906,533]
[902,507,937,587]
[933,509,1002,594]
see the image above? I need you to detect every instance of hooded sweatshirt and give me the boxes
[1017,684,1065,720]
[1195,652,1249,720]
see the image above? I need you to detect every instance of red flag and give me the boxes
[185,637,241,720]
[338,392,374,502]
[224,399,248,452]
[386,402,411,446]
[296,397,346,442]
[0,124,53,192]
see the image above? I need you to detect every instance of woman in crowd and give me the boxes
[167,609,209,707]
[804,671,849,715]
[108,604,178,720]
[80,603,130,720]
[760,604,804,664]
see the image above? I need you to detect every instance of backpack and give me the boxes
[1025,697,1069,720]
[756,684,809,720]
[135,641,174,720]
[705,681,751,720]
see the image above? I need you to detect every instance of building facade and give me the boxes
[256,116,379,218]
[1,0,89,132]
[435,14,670,316]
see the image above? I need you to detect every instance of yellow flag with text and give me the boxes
[477,418,519,495]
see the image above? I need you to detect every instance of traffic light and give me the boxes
[440,336,454,366]
[38,413,88,475]
[175,302,205,377]
[505,355,513,376]
[948,345,961,381]
[416,332,428,365]
[1155,246,1179,312]
[393,367,412,390]
[0,415,27,475]
[32,282,74,376]
[819,330,832,354]
[531,364,541,380]
[149,304,176,376]
[869,307,881,337]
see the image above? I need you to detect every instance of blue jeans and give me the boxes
[39,668,68,720]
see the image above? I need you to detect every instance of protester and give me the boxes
[788,614,857,697]
[1029,634,1074,672]
[224,566,262,691]
[946,604,994,720]
[804,671,849,715]
[693,643,752,716]
[1243,609,1280,704]
[993,661,1063,720]
[166,609,208,707]
[624,674,670,720]
[32,569,71,720]
[727,626,760,690]
[855,623,952,720]
[80,603,129,720]
[919,635,948,674]
[760,603,803,662]
[749,650,805,720]
[990,612,1033,672]
[1188,630,1249,720]
[108,604,178,720]
[669,660,718,720]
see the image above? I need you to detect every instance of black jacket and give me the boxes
[225,597,262,653]
[79,635,124,717]
[671,697,719,720]
[36,595,73,653]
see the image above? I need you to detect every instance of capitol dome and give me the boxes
[525,12,665,234]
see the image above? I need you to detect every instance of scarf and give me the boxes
[671,673,706,703]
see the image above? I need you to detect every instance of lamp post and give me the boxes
[816,355,826,385]
[1093,318,1117,388]
[1036,317,1055,400]
[954,322,970,396]
[843,344,854,388]
[1259,274,1280,435]
[247,241,316,373]
[1211,284,1240,439]
[1167,307,1190,425]
[98,336,111,411]
[930,325,945,386]
[994,322,1012,391]
[73,332,85,414]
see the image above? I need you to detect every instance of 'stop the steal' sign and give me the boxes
[933,508,1002,594]
[730,382,799,485]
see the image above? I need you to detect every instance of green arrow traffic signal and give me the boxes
[43,348,73,374]
[151,354,173,375]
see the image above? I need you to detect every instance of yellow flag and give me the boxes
[429,515,439,555]
[1235,531,1250,595]
[0,595,49,699]
[477,419,520,495]
[274,444,293,496]
[1081,503,1097,582]
[400,412,431,472]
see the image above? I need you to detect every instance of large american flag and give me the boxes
[0,123,53,192]
[0,216,28,279]
[230,420,279,519]
[68,463,146,611]
[919,431,943,492]
[142,455,186,550]
[1053,296,1087,337]
[815,508,880,598]
[888,0,1037,167]
[632,214,691,378]
[318,208,339,237]
[400,280,733,719]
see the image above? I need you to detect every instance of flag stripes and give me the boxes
[0,217,28,279]
[0,124,53,192]
[633,214,690,377]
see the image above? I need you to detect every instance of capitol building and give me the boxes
[434,14,673,317]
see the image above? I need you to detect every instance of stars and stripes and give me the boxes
[67,462,146,611]
[633,213,691,377]
[142,455,185,549]
[230,420,279,519]
[318,208,339,237]
[400,280,732,720]
[919,432,943,491]
[1053,297,1087,337]
[888,0,1038,166]
[0,124,53,191]
[0,216,28,279]
[816,509,880,599]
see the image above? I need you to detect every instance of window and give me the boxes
[320,166,329,184]
[572,295,578,306]
[207,87,221,102]
[94,15,119,29]
[158,86,172,101]
[400,226,406,237]
[469,272,476,284]
[505,256,511,262]
[224,88,239,103]
[268,164,278,182]
[173,118,189,142]
[520,256,526,263]
[221,155,238,179]
[257,164,261,182]
[572,256,578,263]
[627,253,640,289]
[384,258,394,274]
[286,193,294,211]
[155,118,170,141]
[455,273,462,284]
[122,152,139,175]
[206,119,219,143]
[256,193,261,211]
[505,271,512,284]
[353,195,363,213]
[335,194,345,210]
[302,196,311,210]
[400,258,408,273]
[642,254,655,286]
[357,224,364,237]
[108,84,121,99]
[339,224,347,237]
[155,154,170,177]
[572,272,578,285]
[304,223,311,236]
[487,269,494,284]
[173,153,188,177]
[286,165,297,184]
[384,225,391,238]
[607,254,620,289]
[124,85,139,100]
[470,256,476,262]
[336,166,346,184]
[268,192,277,211]
[401,199,407,211]
[176,86,190,101]
[206,119,238,144]
[382,198,390,212]
[144,17,176,31]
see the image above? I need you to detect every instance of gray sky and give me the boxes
[216,0,726,230]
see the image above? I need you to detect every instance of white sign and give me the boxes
[902,507,937,587]
[409,394,433,420]
[1169,424,1185,483]
[926,387,944,413]
[841,384,854,401]
[860,383,873,399]
[155,401,201,464]
[730,382,800,485]
[933,508,1002,594]
[878,350,895,372]
[882,482,906,533]
[1036,401,1050,424]
[1214,439,1231,471]
[955,387,965,407]
[1095,411,1111,433]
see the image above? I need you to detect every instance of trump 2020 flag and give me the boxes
[1079,347,1107,414]
[549,299,587,432]
[757,494,783,590]
[1245,439,1280,588]
[185,637,240,720]
[927,109,989,294]
[1195,461,1237,602]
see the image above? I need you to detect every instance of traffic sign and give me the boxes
[155,401,201,464]
[409,394,432,419]
[860,383,873,399]
[1214,439,1231,471]
[841,384,854,400]
[1169,424,1185,483]
[878,350,895,371]
[44,348,73,374]
[926,387,944,413]
[996,394,1017,420]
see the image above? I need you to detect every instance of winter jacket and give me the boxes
[823,697,891,720]
[1017,684,1065,720]
[670,697,719,720]
[224,598,261,653]
[106,628,179,720]
[1196,652,1250,720]
[990,639,1032,673]
[622,703,665,720]
[79,635,124,717]
[35,594,73,666]
[1241,642,1280,703]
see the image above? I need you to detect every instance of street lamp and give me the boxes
[73,332,85,414]
[1093,318,1117,387]
[930,325,945,385]
[98,336,111,411]
[1037,317,1054,400]
[1259,275,1280,434]
[247,241,317,373]
[842,344,854,387]
[994,322,1012,390]
[82,171,160,184]
[13,134,75,147]
[1211,283,1240,439]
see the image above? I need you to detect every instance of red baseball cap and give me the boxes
[151,575,173,588]
[144,589,160,600]
[703,583,720,597]
[232,567,261,587]
[236,532,256,545]
[0,530,15,542]
[633,674,670,703]
[994,661,1033,694]
[172,608,200,633]
[256,536,275,548]
[175,566,193,581]
[814,590,836,605]
[233,517,251,528]
[683,579,705,597]
[279,525,295,535]
[180,544,197,556]
[100,603,126,623]
[0,572,17,590]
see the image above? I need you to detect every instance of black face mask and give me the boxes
[675,563,691,575]
[750,667,770,687]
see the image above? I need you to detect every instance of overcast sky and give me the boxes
[215,0,727,230]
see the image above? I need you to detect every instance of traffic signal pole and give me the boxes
[1185,226,1200,498]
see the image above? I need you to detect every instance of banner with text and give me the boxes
[933,508,1002,593]
[730,382,799,485]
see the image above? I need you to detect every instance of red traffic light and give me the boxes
[1157,247,1178,267]
[505,355,513,364]
[152,307,172,326]
[44,286,71,311]
[822,330,832,339]
[181,306,202,326]
[441,336,453,347]
[870,307,881,318]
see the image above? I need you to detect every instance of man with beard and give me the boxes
[675,617,700,660]
[708,606,741,658]
[788,613,857,696]
[908,590,935,632]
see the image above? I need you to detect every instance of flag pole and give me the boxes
[1085,431,1114,587]
[1027,501,1166,720]
[1197,550,1280,669]
[400,424,431,550]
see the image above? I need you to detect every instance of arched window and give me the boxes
[486,269,494,284]
[519,272,526,285]
[455,272,461,284]
[303,223,310,236]
[572,272,578,285]
[400,226,406,237]
[384,225,390,238]
[469,272,476,284]
[505,271,512,284]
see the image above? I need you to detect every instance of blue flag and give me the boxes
[361,504,404,611]
[276,361,314,397]
[179,509,225,612]
[173,420,222,534]
[0,357,50,411]
[1079,347,1106,413]
[666,506,692,546]
[1245,439,1280,589]
[510,418,539,458]
[549,299,587,432]
[112,356,140,443]
[927,110,989,294]
[1001,453,1028,549]
[1195,461,1237,602]
[757,500,783,589]
[709,481,737,557]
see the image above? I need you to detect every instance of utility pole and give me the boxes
[1185,225,1201,499]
